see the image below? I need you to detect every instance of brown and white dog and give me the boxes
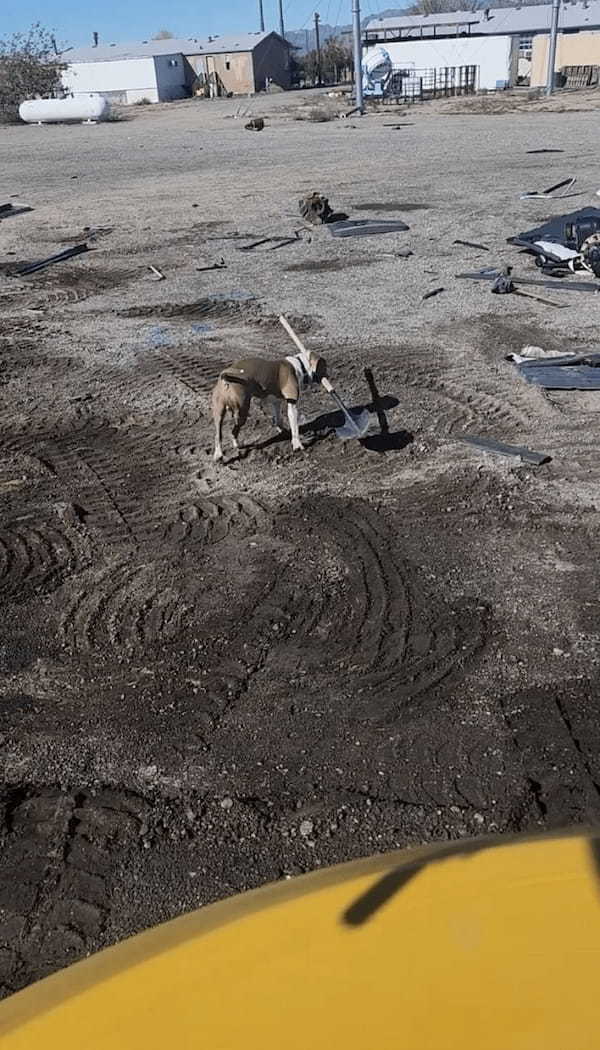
[212,347,329,461]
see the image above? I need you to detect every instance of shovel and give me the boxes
[279,316,370,440]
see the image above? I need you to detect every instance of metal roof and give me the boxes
[61,31,287,63]
[365,2,600,38]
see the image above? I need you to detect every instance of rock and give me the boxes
[299,819,314,838]
[220,797,234,810]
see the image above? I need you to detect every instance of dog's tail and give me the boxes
[220,371,250,387]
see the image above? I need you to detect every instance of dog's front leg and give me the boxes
[286,400,303,452]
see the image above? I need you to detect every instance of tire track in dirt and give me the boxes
[165,495,265,547]
[405,368,538,435]
[240,500,487,721]
[58,562,187,654]
[0,518,85,600]
[9,268,135,309]
[38,425,266,554]
[39,440,137,547]
[0,789,148,993]
[56,494,266,654]
[500,686,600,826]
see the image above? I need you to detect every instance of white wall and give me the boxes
[153,54,189,100]
[365,34,515,90]
[62,58,160,103]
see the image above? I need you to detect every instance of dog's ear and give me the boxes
[313,355,327,381]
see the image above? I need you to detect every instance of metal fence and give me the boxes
[383,64,478,103]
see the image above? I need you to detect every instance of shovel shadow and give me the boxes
[305,394,413,453]
[304,395,399,435]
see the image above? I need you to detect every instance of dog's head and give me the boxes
[309,351,327,383]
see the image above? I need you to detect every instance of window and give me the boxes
[519,34,533,58]
[168,58,178,67]
[225,59,231,70]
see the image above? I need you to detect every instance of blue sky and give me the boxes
[1,0,353,46]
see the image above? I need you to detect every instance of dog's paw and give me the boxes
[213,449,224,463]
[291,441,305,453]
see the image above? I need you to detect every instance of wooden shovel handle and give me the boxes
[279,314,309,356]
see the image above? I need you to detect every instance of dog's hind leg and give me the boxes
[212,387,226,462]
[269,397,288,432]
[231,398,250,451]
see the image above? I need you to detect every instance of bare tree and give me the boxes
[294,36,352,85]
[152,29,175,39]
[406,0,475,12]
[0,23,65,123]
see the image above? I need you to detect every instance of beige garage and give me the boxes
[173,31,293,96]
[531,30,600,85]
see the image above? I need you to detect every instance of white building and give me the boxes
[364,1,600,87]
[363,35,517,93]
[61,40,189,104]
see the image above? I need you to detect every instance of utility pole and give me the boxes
[352,0,364,113]
[278,0,285,39]
[314,12,322,86]
[545,0,560,95]
[258,0,265,33]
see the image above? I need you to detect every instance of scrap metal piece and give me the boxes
[13,243,90,276]
[520,353,600,367]
[456,270,600,293]
[513,288,568,309]
[510,352,600,390]
[237,238,272,251]
[520,177,576,200]
[148,265,165,280]
[195,259,226,271]
[517,365,600,389]
[491,268,514,294]
[580,232,600,277]
[269,238,299,250]
[422,287,444,300]
[531,240,579,264]
[453,239,490,251]
[328,219,409,238]
[509,207,600,254]
[526,148,564,154]
[460,434,551,466]
[299,193,333,226]
[0,203,33,219]
[245,118,264,131]
[237,234,300,251]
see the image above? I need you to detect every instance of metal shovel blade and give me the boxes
[328,389,370,440]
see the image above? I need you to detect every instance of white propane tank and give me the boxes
[19,95,111,124]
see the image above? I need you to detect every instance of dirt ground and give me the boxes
[2,87,600,995]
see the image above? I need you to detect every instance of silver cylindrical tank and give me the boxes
[19,96,111,124]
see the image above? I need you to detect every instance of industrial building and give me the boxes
[61,32,292,104]
[363,1,600,94]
